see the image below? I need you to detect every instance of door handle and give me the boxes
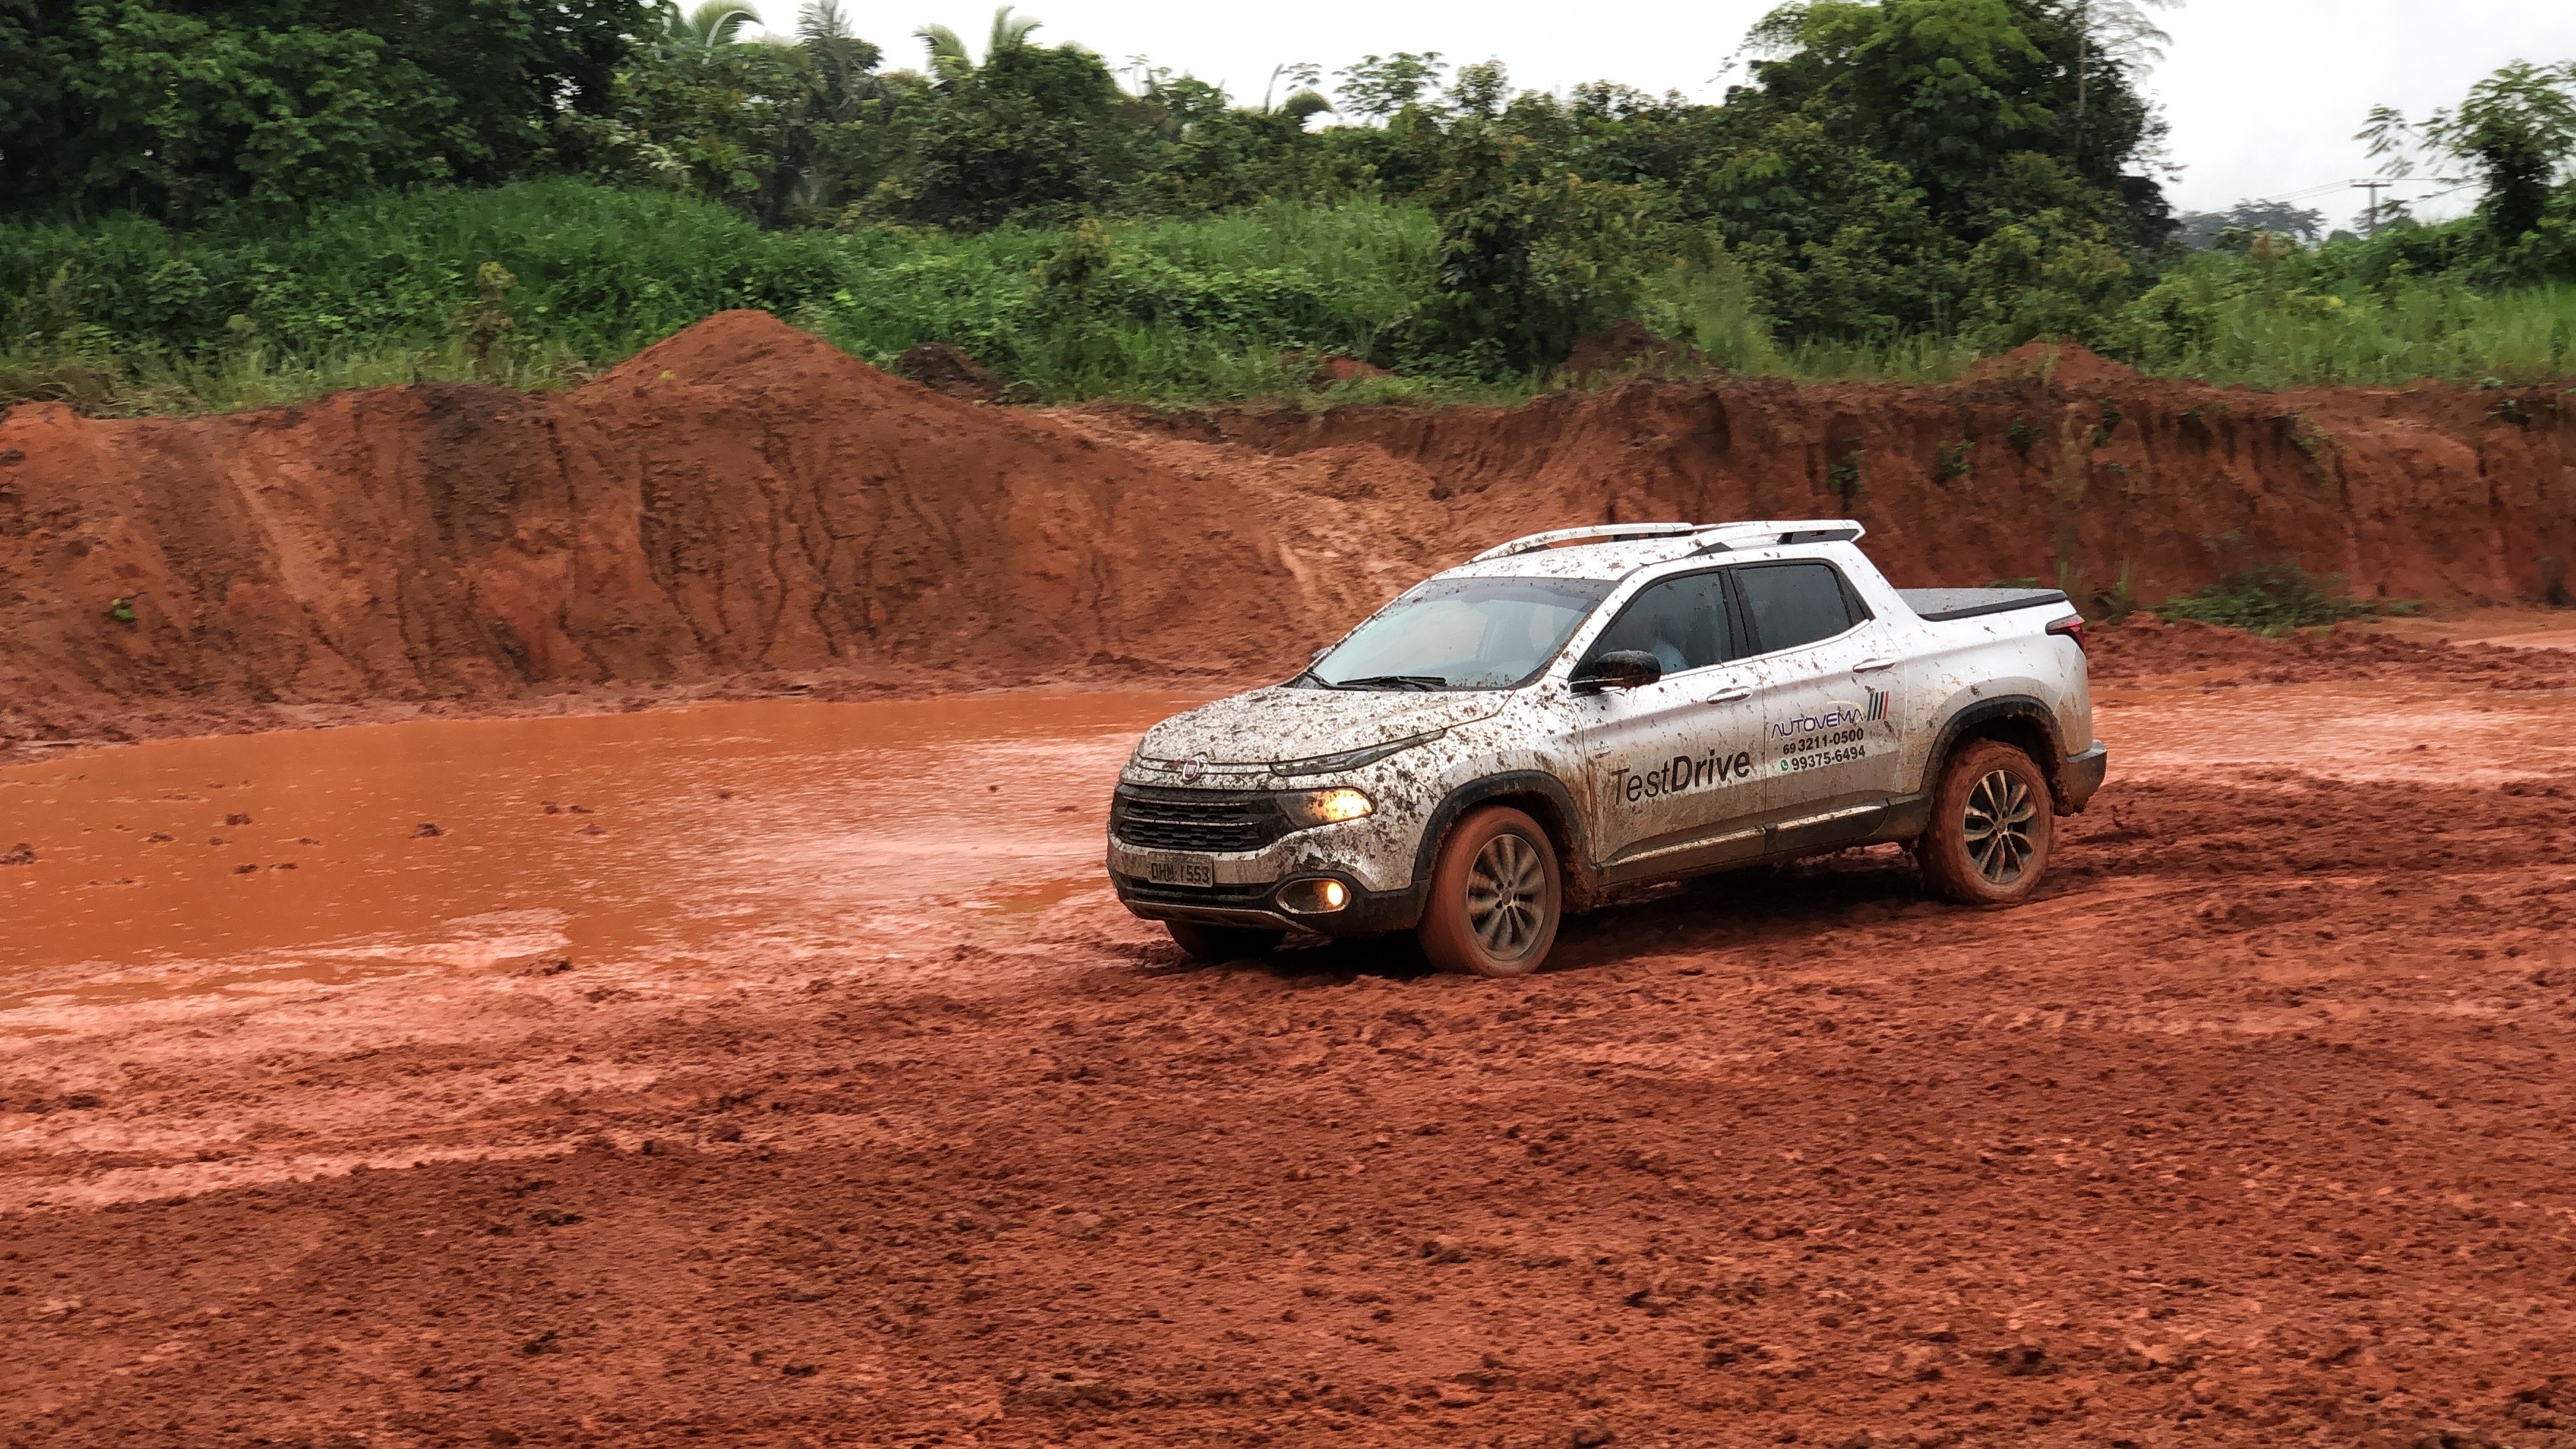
[1709,688,1753,703]
[1854,658,1896,673]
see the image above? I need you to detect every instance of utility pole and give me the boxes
[2353,179,2390,238]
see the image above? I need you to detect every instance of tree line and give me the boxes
[2,0,2572,387]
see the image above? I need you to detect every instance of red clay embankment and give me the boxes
[2,315,2570,742]
[1084,340,2576,613]
[0,314,1306,741]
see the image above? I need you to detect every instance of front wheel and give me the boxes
[1164,921,1283,962]
[1918,740,2055,906]
[1415,806,1562,977]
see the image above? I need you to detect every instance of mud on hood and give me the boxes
[1139,686,1510,769]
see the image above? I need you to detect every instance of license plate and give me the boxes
[1141,853,1216,888]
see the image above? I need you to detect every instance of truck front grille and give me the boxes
[1110,785,1293,853]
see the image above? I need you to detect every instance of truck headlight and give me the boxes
[1282,787,1374,828]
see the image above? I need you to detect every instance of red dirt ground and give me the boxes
[6,315,2576,1447]
[2089,613,2576,690]
[6,630,2576,1448]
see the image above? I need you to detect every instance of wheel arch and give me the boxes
[1919,696,2075,813]
[1411,771,1598,910]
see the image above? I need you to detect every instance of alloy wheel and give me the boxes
[1466,831,1547,959]
[1962,768,2037,885]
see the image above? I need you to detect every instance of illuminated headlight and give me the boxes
[1282,787,1374,828]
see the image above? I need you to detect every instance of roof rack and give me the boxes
[1468,523,1704,564]
[1685,519,1867,553]
[1471,518,1868,565]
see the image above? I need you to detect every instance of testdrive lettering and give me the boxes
[1617,747,1756,804]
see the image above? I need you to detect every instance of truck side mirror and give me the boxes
[1571,650,1662,694]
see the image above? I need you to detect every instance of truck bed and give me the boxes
[1898,587,2070,623]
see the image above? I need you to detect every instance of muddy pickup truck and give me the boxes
[1108,520,2106,976]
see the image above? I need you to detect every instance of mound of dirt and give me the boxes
[891,341,1007,403]
[1966,339,2147,392]
[2089,614,2576,689]
[1557,320,1705,381]
[1308,353,1390,384]
[0,311,1323,744]
[6,308,2574,743]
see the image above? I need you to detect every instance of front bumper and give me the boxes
[1107,845,1424,938]
[2059,741,2109,813]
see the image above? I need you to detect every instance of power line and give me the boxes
[2185,176,2468,238]
[2351,176,2468,238]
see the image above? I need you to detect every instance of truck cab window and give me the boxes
[1579,571,1736,675]
[1737,562,1859,654]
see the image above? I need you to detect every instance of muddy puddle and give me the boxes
[11,671,2571,1052]
[0,692,1202,1025]
[12,679,2569,1011]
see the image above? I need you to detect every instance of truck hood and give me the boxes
[1139,686,1510,768]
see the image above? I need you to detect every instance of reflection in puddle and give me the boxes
[1,692,1203,1020]
[962,874,1099,916]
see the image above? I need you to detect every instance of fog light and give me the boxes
[1284,787,1374,828]
[1278,877,1352,914]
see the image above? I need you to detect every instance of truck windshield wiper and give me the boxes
[1325,674,1447,691]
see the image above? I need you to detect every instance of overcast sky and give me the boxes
[746,1,2576,225]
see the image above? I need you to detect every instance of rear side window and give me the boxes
[1580,571,1737,675]
[1737,562,1862,654]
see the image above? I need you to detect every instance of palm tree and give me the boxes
[799,0,880,111]
[1259,61,1333,121]
[798,0,856,49]
[915,22,972,82]
[914,7,1041,83]
[2069,0,2181,152]
[986,7,1043,56]
[2070,0,2181,72]
[664,0,760,56]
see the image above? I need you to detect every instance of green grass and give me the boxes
[2131,281,2576,390]
[0,337,604,415]
[2154,564,2384,635]
[0,182,1464,414]
[6,179,2573,418]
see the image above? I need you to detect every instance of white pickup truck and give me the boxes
[1109,520,2107,976]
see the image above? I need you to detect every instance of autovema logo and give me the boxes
[1865,687,1889,722]
[1770,704,1860,739]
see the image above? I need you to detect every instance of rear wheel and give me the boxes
[1415,806,1562,977]
[1919,740,2054,906]
[1164,921,1283,962]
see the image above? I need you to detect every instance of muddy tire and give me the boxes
[1919,740,2054,906]
[1164,921,1283,962]
[1415,806,1562,978]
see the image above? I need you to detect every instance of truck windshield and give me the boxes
[1306,576,1618,690]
